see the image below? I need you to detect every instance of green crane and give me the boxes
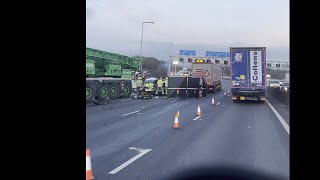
[86,47,143,103]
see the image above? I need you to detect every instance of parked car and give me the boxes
[280,82,290,92]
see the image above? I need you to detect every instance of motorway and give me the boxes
[86,80,289,180]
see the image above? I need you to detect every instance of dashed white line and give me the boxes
[216,102,220,105]
[169,100,177,103]
[193,116,201,121]
[121,110,141,117]
[266,100,290,135]
[108,147,152,174]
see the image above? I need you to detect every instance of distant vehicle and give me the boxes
[266,74,271,86]
[280,82,290,92]
[269,80,280,87]
[230,47,266,102]
[144,77,158,86]
[223,75,230,79]
[222,75,228,79]
[279,80,285,85]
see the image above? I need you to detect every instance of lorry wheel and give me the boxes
[122,83,132,98]
[109,83,121,99]
[86,83,96,103]
[96,83,110,102]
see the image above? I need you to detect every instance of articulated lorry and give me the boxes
[86,47,143,103]
[191,59,222,93]
[230,47,266,102]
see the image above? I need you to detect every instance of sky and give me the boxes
[86,0,289,62]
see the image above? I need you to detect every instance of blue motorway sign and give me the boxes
[206,51,230,57]
[179,50,196,56]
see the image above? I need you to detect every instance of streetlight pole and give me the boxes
[139,22,154,68]
[168,42,176,76]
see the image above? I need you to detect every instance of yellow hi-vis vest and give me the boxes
[157,79,163,87]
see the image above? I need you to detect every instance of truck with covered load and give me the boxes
[86,47,143,104]
[230,47,266,102]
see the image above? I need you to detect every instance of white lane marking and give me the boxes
[137,113,141,114]
[193,116,201,121]
[121,110,141,117]
[108,148,152,174]
[169,100,177,103]
[266,100,289,134]
[216,102,220,105]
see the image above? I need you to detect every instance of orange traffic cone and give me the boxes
[173,112,180,129]
[196,105,202,116]
[86,149,94,180]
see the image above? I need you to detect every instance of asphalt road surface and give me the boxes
[86,80,289,180]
